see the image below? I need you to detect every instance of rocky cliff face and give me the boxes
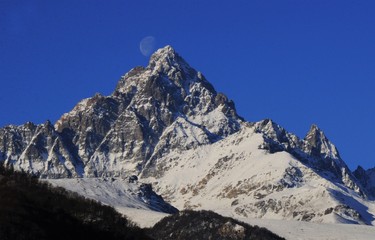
[0,121,81,178]
[1,45,242,178]
[354,166,375,198]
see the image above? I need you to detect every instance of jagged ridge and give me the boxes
[1,46,241,178]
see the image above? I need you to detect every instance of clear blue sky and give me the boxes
[1,0,374,170]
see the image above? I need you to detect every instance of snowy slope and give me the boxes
[128,209,375,240]
[46,178,375,239]
[46,177,177,219]
[238,216,375,240]
[142,125,375,225]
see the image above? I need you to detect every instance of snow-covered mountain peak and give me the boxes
[305,124,324,146]
[113,46,214,98]
[149,45,184,68]
[146,45,202,88]
[303,124,340,160]
[45,45,243,178]
[255,119,286,140]
[115,45,192,87]
[150,45,176,60]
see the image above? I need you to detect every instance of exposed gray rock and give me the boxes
[138,183,178,214]
[254,120,363,196]
[0,45,242,178]
[0,121,81,178]
[354,166,375,198]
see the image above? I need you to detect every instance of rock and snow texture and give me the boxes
[47,177,177,215]
[0,121,82,178]
[1,45,375,227]
[142,125,375,225]
[0,45,241,178]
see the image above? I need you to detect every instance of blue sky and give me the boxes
[0,0,374,170]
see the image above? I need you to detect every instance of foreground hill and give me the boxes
[0,164,149,240]
[148,210,284,240]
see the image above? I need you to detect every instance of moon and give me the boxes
[139,36,156,56]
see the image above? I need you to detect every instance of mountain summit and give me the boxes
[1,45,241,178]
[0,46,374,225]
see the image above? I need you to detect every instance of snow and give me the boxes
[46,177,174,229]
[54,98,90,129]
[127,208,375,239]
[44,134,372,237]
[117,207,168,228]
[238,216,375,240]
[151,116,211,156]
[187,106,238,137]
[142,125,375,225]
[47,178,157,211]
[125,207,375,239]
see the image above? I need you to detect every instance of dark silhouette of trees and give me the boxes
[0,163,150,240]
[148,210,285,240]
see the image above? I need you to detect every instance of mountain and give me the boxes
[141,122,374,225]
[1,46,241,178]
[1,45,375,227]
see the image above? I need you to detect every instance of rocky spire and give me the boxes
[148,45,186,68]
[303,124,340,160]
[52,45,242,177]
[353,165,369,187]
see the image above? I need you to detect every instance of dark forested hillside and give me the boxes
[0,163,285,240]
[148,210,285,240]
[0,163,150,240]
